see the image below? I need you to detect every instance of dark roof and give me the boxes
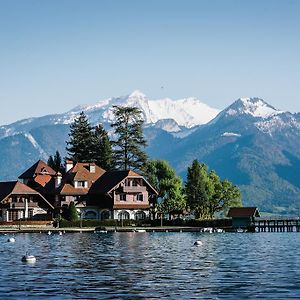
[227,207,260,218]
[90,170,157,195]
[19,160,56,179]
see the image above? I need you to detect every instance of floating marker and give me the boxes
[194,240,203,246]
[22,255,36,264]
[8,237,15,243]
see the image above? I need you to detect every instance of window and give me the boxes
[8,210,19,221]
[132,180,138,186]
[137,194,143,201]
[135,211,146,220]
[101,210,110,220]
[84,211,97,220]
[120,194,126,201]
[76,181,86,188]
[118,211,130,220]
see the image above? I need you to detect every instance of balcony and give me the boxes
[122,186,146,193]
[9,202,38,209]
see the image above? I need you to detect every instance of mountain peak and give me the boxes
[128,90,147,100]
[225,97,282,119]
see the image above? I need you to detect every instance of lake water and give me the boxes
[0,232,300,299]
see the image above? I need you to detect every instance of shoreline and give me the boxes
[0,226,234,233]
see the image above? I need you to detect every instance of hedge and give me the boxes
[58,218,232,228]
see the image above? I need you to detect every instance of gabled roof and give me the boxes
[19,160,56,179]
[0,181,54,209]
[227,207,260,218]
[57,163,105,195]
[90,170,158,195]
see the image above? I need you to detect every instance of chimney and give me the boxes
[66,160,73,172]
[89,163,96,173]
[55,172,62,188]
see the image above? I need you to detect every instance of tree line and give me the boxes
[48,105,242,220]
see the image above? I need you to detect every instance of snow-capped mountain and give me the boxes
[0,90,220,139]
[1,93,300,214]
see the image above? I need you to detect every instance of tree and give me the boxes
[66,112,94,163]
[48,150,64,174]
[111,106,147,171]
[145,160,185,219]
[185,160,242,219]
[68,201,79,221]
[92,124,114,170]
[185,160,210,219]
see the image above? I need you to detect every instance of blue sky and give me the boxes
[0,0,299,124]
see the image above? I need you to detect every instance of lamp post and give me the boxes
[80,211,83,229]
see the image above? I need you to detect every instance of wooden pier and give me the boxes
[255,217,300,232]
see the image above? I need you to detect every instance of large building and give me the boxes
[10,159,158,222]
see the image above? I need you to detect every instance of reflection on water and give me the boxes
[0,232,300,299]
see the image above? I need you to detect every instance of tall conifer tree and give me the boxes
[92,124,114,170]
[48,150,65,174]
[111,106,147,171]
[66,112,94,163]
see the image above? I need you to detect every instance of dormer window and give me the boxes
[120,194,126,201]
[75,180,88,188]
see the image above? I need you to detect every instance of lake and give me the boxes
[0,232,300,299]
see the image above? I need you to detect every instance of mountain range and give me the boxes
[1,91,300,214]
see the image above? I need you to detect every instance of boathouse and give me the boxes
[227,207,260,229]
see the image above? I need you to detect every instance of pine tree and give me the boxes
[111,106,147,171]
[92,124,114,170]
[66,112,94,163]
[48,151,64,174]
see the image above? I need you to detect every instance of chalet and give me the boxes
[53,161,106,216]
[0,181,54,221]
[16,160,158,221]
[89,170,157,220]
[227,207,260,229]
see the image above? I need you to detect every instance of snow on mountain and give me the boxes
[152,119,181,132]
[221,132,242,137]
[24,133,48,159]
[0,90,220,138]
[225,97,283,119]
[255,113,300,135]
[84,90,220,128]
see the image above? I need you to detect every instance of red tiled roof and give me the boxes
[19,160,56,179]
[0,181,54,209]
[60,184,89,195]
[58,163,105,195]
[227,207,260,218]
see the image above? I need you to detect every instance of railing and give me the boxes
[9,202,38,209]
[122,186,146,193]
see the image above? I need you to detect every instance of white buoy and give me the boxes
[58,231,63,235]
[47,231,52,235]
[8,237,15,243]
[194,240,203,246]
[22,255,36,263]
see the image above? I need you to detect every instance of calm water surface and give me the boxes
[0,232,300,299]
